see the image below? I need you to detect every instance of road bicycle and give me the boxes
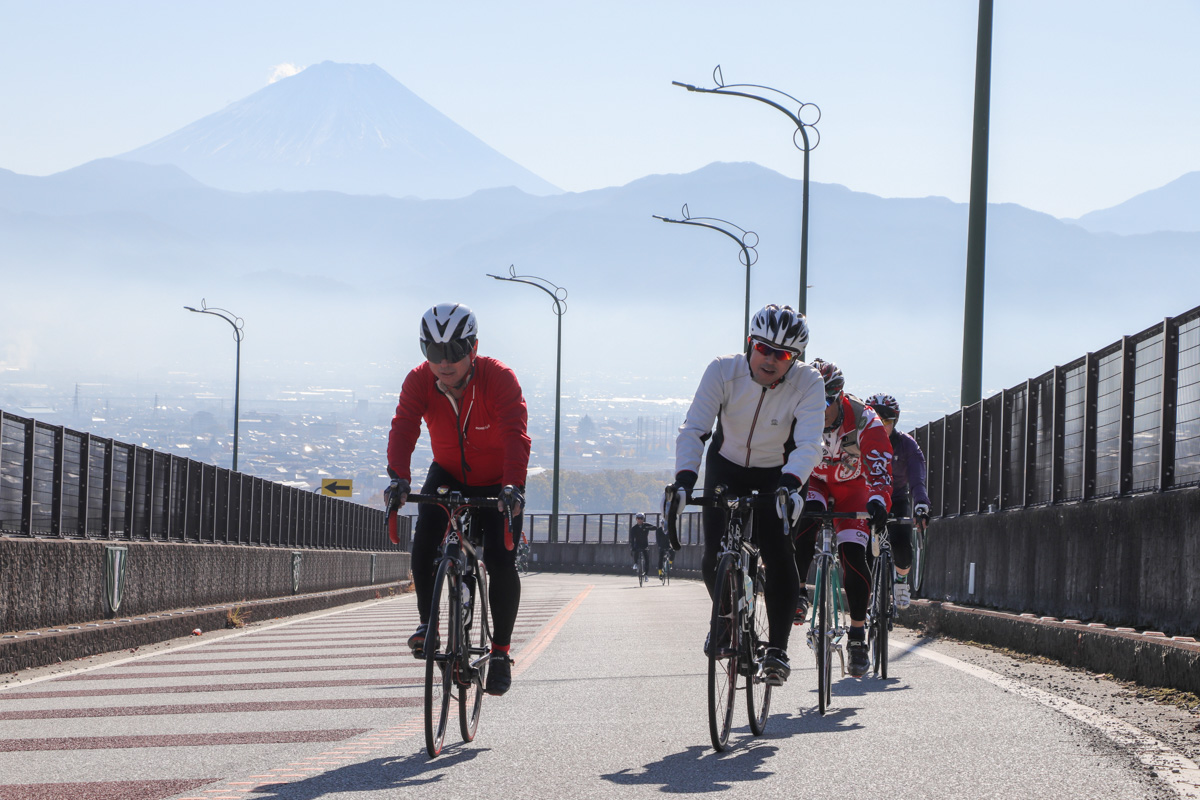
[633,549,653,587]
[396,488,514,757]
[866,516,912,680]
[799,509,870,715]
[659,549,673,586]
[684,486,777,752]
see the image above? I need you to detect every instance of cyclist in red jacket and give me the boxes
[385,303,531,696]
[792,358,893,678]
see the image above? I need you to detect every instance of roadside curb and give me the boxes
[898,598,1200,695]
[0,581,411,674]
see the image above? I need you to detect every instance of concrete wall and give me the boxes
[921,487,1200,638]
[530,542,702,579]
[0,538,410,634]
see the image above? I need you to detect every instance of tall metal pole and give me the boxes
[653,206,759,340]
[673,67,820,315]
[184,300,244,471]
[488,266,568,542]
[961,0,994,407]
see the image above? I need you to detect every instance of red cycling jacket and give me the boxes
[387,356,531,488]
[811,393,894,510]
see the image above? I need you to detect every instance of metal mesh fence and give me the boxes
[911,305,1200,517]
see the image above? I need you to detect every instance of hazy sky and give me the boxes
[2,1,1197,219]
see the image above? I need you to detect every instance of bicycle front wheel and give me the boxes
[425,559,456,758]
[870,549,892,679]
[459,564,490,742]
[708,554,739,752]
[815,559,833,715]
[911,527,927,594]
[746,564,772,736]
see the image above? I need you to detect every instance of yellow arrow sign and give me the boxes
[321,479,353,497]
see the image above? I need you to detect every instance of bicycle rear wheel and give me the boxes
[708,554,739,752]
[815,559,833,715]
[425,559,457,757]
[459,564,490,742]
[869,549,892,679]
[745,564,772,736]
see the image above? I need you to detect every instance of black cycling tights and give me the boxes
[410,462,522,647]
[700,453,800,651]
[887,492,914,571]
[839,542,870,623]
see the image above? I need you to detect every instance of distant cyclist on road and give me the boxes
[629,512,659,581]
[655,520,673,578]
[865,393,930,609]
[793,359,894,678]
[385,303,531,697]
[664,304,825,686]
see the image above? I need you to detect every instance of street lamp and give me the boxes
[487,266,568,542]
[653,204,759,341]
[184,299,244,472]
[673,65,820,315]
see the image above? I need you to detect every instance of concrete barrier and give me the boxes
[919,487,1200,639]
[0,537,410,672]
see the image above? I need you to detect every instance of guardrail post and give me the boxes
[999,389,1012,510]
[1160,317,1178,491]
[1083,352,1099,500]
[51,424,65,536]
[1119,336,1136,496]
[79,433,92,536]
[1052,366,1066,504]
[1024,379,1037,507]
[20,419,34,535]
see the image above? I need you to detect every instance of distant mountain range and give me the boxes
[0,61,1195,422]
[115,61,560,200]
[1071,171,1200,235]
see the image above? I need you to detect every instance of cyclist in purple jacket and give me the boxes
[865,394,930,609]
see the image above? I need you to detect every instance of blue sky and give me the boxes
[1,1,1197,219]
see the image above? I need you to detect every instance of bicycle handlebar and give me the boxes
[388,490,517,551]
[406,492,505,508]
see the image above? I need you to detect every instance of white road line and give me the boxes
[896,640,1200,800]
[0,596,409,692]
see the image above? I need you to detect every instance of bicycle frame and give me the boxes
[688,486,777,751]
[405,489,510,757]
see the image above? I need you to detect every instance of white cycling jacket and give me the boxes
[675,353,825,482]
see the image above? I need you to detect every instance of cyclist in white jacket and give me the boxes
[665,304,825,685]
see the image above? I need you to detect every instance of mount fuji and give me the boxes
[115,61,560,200]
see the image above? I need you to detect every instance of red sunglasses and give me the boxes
[750,339,797,362]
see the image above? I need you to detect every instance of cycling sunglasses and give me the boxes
[750,339,797,362]
[421,337,474,364]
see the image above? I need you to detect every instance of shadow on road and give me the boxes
[245,745,486,799]
[601,742,778,793]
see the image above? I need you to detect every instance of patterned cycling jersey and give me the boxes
[811,393,894,510]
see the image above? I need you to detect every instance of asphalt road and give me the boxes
[0,572,1197,800]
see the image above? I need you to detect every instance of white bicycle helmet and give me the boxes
[748,304,809,354]
[419,303,478,363]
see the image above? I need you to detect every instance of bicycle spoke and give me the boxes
[708,556,739,751]
[425,560,456,757]
[746,566,771,735]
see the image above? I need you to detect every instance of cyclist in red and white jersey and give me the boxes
[385,303,531,696]
[793,358,893,678]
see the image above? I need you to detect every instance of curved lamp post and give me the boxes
[653,204,759,340]
[487,266,567,542]
[673,65,820,315]
[184,300,244,472]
